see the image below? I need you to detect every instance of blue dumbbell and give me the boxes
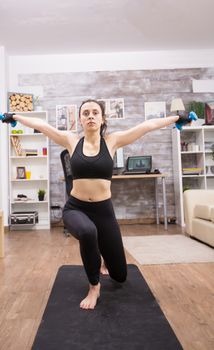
[0,113,17,127]
[175,111,198,131]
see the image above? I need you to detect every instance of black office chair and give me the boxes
[60,149,73,236]
[60,149,73,196]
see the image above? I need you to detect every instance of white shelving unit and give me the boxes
[172,125,214,226]
[8,111,50,229]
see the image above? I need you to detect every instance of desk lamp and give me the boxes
[170,98,185,115]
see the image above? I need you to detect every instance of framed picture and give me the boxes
[67,105,78,131]
[8,92,33,112]
[98,98,125,119]
[16,166,26,179]
[144,101,166,129]
[56,105,78,131]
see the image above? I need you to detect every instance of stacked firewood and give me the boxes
[9,93,33,112]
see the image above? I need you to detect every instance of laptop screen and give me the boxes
[126,156,152,172]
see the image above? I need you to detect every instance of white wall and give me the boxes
[9,49,214,89]
[0,46,9,223]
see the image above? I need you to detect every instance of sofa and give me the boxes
[183,189,214,247]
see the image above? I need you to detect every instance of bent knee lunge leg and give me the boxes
[107,255,127,283]
[98,224,127,283]
[79,224,101,285]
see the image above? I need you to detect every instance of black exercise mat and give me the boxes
[32,264,183,350]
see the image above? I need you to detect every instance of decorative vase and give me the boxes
[206,165,213,175]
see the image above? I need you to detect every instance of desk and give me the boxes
[112,173,168,230]
[0,210,4,258]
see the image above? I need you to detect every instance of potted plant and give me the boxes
[38,189,46,201]
[183,185,191,192]
[188,101,205,125]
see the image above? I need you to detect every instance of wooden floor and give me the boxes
[0,224,213,350]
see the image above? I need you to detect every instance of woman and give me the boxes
[1,100,181,309]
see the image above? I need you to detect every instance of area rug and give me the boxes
[32,265,182,350]
[123,234,214,265]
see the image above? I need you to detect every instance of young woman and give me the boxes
[1,100,181,309]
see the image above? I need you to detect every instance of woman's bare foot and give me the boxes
[100,262,109,275]
[80,283,100,310]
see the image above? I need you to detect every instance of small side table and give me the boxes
[0,210,4,258]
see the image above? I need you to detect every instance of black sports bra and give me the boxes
[70,137,114,181]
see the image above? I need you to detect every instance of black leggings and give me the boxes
[63,195,127,285]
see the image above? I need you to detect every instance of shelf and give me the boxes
[10,133,45,137]
[172,126,214,227]
[9,111,50,230]
[181,151,203,154]
[11,179,48,182]
[11,200,49,204]
[10,156,47,159]
[182,175,205,178]
[183,125,214,131]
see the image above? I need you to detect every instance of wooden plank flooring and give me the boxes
[0,224,213,350]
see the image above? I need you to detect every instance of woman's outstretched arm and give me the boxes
[110,115,179,149]
[13,114,72,149]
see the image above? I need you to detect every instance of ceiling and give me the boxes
[1,0,214,56]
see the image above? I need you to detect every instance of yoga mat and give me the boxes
[32,265,183,350]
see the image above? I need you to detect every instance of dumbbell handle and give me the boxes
[0,113,17,127]
[175,111,198,130]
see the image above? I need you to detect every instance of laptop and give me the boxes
[123,156,152,175]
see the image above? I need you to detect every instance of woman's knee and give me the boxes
[62,210,97,241]
[79,224,98,242]
[109,268,127,283]
[62,209,73,230]
[114,273,127,283]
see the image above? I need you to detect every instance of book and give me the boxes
[182,167,203,175]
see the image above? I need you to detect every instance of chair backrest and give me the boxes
[60,149,73,196]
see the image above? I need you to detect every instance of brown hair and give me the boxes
[79,99,107,136]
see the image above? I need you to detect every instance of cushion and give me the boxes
[192,218,214,247]
[210,206,214,222]
[194,204,212,221]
